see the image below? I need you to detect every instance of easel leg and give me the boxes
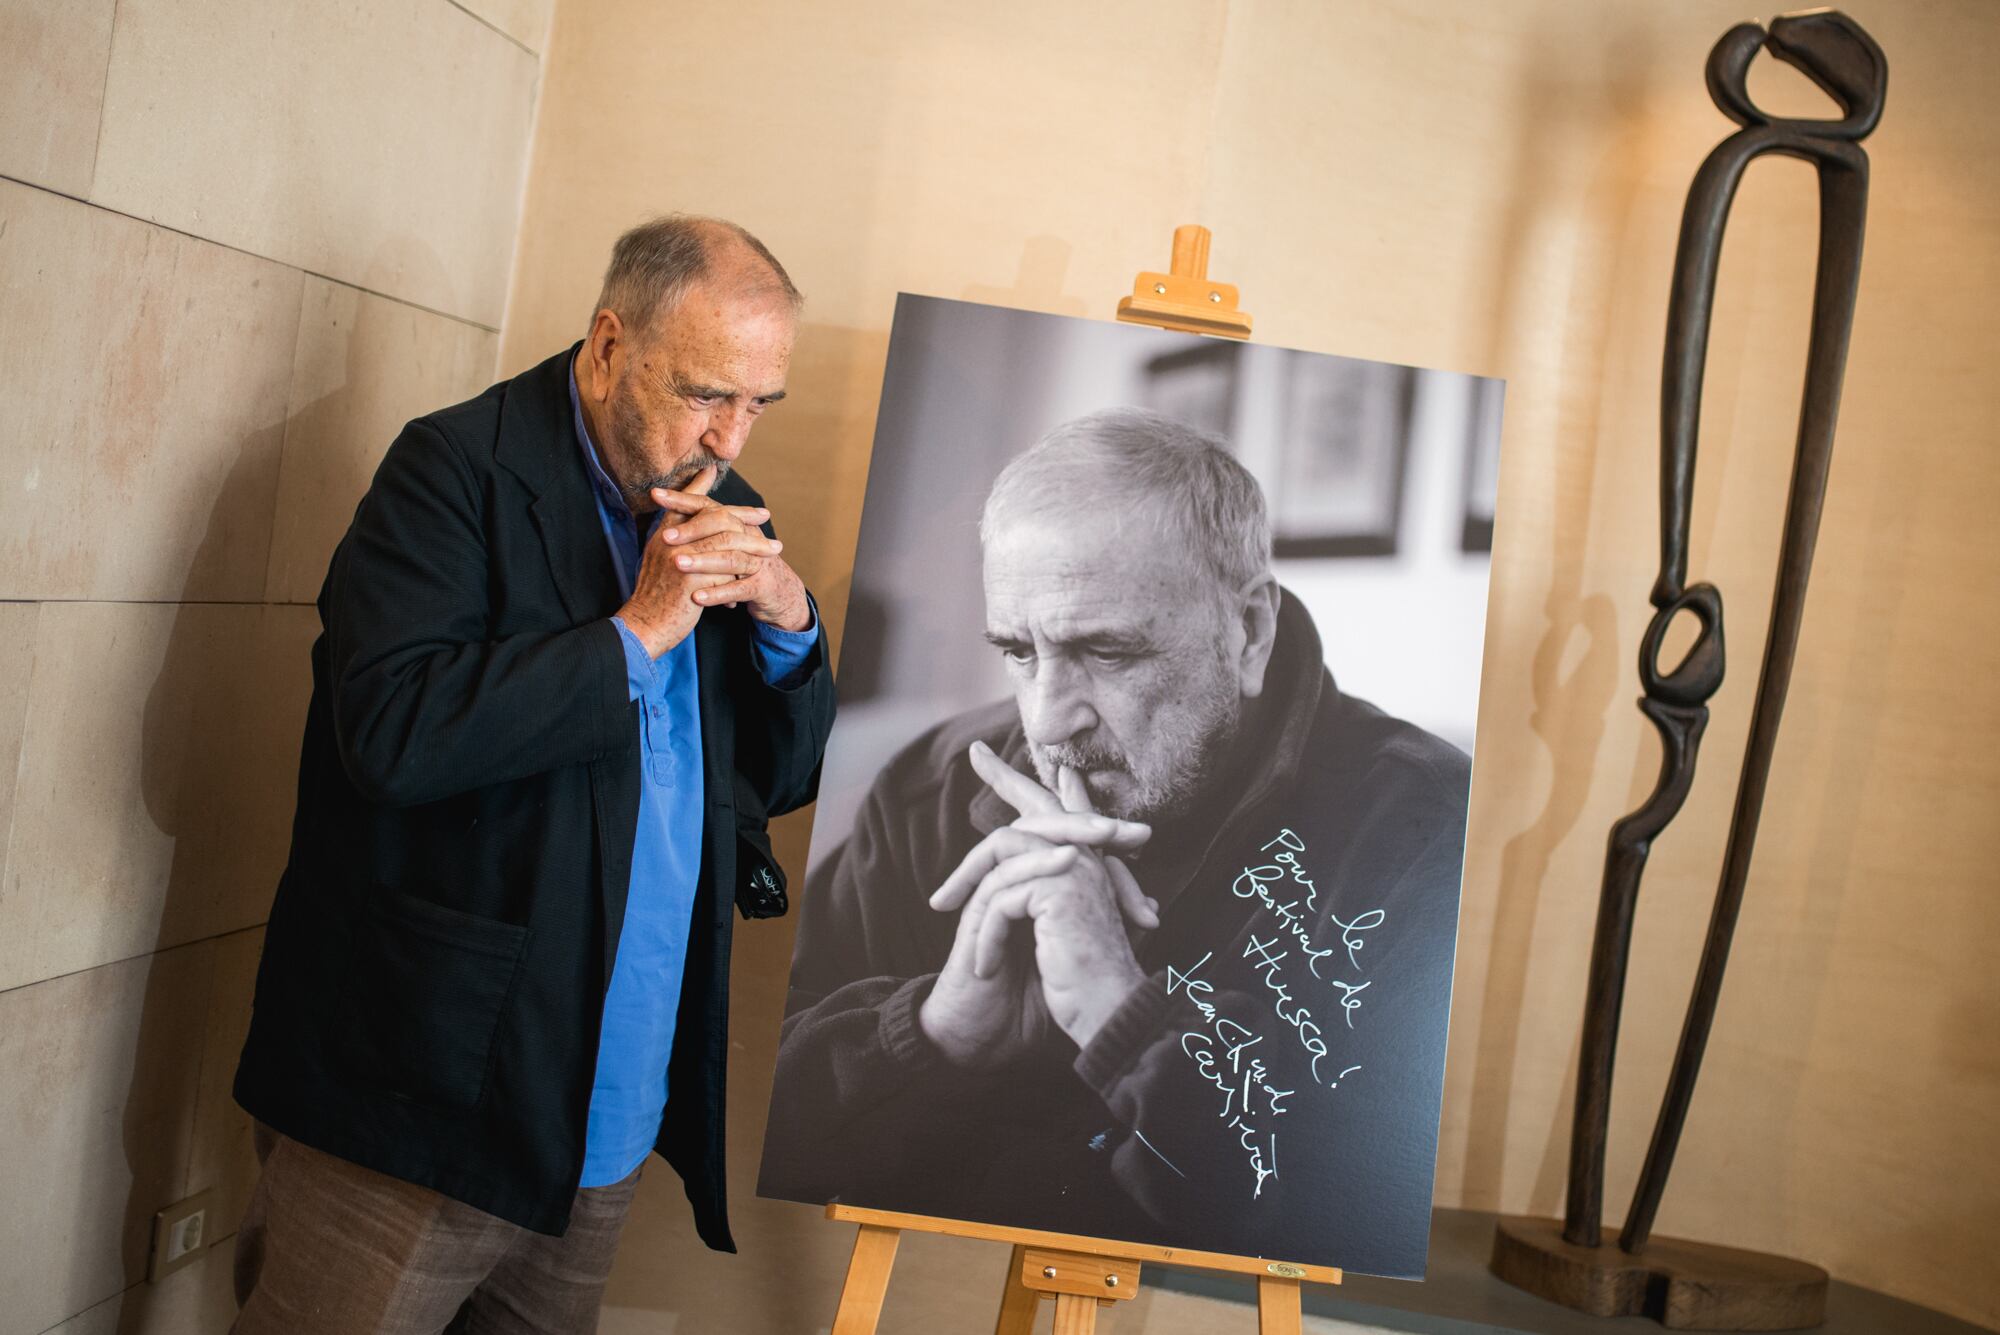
[1257,1275,1303,1335]
[831,1224,902,1335]
[993,1243,1040,1335]
[1050,1292,1102,1335]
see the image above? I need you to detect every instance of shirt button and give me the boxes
[649,704,663,719]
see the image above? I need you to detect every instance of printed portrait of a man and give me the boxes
[757,297,1497,1278]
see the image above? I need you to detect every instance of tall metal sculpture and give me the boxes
[1491,11,1885,1330]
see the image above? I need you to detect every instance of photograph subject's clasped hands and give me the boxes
[617,465,812,657]
[918,739,1162,1067]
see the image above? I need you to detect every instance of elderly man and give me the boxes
[231,216,835,1331]
[760,408,1467,1277]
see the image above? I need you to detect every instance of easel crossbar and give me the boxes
[825,1204,1341,1283]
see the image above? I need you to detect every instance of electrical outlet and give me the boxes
[148,1189,213,1283]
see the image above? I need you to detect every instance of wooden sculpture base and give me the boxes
[1490,1216,1828,1331]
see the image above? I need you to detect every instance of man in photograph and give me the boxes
[761,407,1469,1274]
[232,216,836,1331]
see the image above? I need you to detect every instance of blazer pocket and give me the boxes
[336,889,530,1112]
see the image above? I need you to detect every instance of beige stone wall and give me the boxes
[0,0,549,1330]
[503,1,2000,1329]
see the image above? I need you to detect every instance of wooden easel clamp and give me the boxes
[1116,224,1253,339]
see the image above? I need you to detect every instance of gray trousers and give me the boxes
[232,1126,643,1335]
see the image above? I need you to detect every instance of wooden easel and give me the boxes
[826,1204,1339,1335]
[825,226,1300,1334]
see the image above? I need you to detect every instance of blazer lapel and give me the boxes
[530,491,616,625]
[497,342,621,624]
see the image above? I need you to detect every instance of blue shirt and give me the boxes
[569,367,819,1186]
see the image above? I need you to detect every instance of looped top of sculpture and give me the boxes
[1707,9,1886,139]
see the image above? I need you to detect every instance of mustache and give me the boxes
[628,453,731,500]
[1036,740,1129,774]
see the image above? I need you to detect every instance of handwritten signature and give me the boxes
[1152,829,1391,1198]
[1168,952,1286,1198]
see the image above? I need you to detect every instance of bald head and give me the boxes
[980,407,1273,604]
[593,214,801,342]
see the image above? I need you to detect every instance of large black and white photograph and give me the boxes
[757,295,1502,1279]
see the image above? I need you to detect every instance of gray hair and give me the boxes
[592,214,802,335]
[979,407,1273,596]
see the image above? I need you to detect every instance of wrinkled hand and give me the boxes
[955,740,1158,930]
[928,742,1157,1052]
[616,467,769,657]
[918,869,1053,1071]
[655,468,810,633]
[919,744,1155,1068]
[973,842,1150,1050]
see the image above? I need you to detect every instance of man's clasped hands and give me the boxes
[918,741,1163,1069]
